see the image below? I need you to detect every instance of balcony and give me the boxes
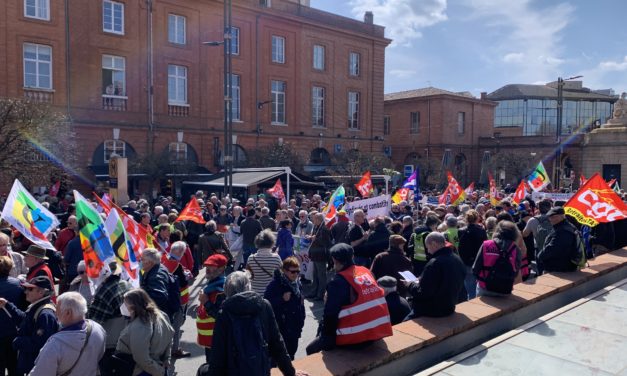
[102,95,128,111]
[23,88,54,103]
[168,103,189,117]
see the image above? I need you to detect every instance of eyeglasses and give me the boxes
[286,269,300,274]
[78,271,85,275]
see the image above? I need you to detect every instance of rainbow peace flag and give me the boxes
[527,161,551,192]
[322,185,345,223]
[74,190,115,278]
[1,179,59,250]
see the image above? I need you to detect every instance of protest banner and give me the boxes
[293,235,313,280]
[531,192,574,202]
[344,194,391,220]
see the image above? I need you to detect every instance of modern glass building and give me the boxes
[488,81,616,136]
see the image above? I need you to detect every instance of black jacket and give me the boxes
[318,265,355,350]
[240,217,263,247]
[385,291,411,325]
[408,246,466,317]
[538,219,579,272]
[458,224,488,266]
[263,270,306,340]
[365,222,391,259]
[209,291,295,376]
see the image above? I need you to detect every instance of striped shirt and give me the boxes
[248,248,282,294]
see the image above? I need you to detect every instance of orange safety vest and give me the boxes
[335,266,393,346]
[180,285,190,305]
[196,305,216,348]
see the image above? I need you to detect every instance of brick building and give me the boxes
[383,88,497,187]
[0,0,390,195]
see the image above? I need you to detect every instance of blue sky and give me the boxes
[311,0,627,96]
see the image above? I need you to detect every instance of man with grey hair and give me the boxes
[406,232,466,318]
[140,248,176,319]
[306,212,332,301]
[29,292,106,375]
[209,271,297,375]
[259,207,276,231]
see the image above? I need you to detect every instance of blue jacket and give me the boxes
[264,269,305,340]
[140,264,171,316]
[7,297,59,374]
[0,276,26,338]
[276,228,294,259]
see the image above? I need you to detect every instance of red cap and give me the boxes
[203,254,228,268]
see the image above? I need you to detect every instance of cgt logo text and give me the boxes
[577,190,626,222]
[354,274,374,286]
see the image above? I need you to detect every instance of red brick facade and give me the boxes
[383,89,497,186]
[0,0,390,192]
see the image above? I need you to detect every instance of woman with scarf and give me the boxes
[264,257,306,360]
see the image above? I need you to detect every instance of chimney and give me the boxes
[364,11,373,24]
[480,92,487,100]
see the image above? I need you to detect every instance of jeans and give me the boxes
[464,266,477,300]
[242,245,257,266]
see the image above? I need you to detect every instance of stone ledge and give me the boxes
[277,248,627,376]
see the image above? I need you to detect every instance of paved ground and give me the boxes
[427,278,627,376]
[170,269,327,375]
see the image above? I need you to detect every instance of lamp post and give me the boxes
[203,0,233,198]
[555,75,583,189]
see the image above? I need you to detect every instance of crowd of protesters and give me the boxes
[1,184,627,376]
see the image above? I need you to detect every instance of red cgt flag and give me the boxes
[564,173,627,227]
[355,171,374,198]
[267,179,286,203]
[176,197,206,224]
[512,180,528,205]
[446,171,466,205]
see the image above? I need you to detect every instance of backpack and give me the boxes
[572,230,588,270]
[46,249,65,280]
[165,272,182,316]
[227,312,271,376]
[481,242,517,294]
[535,215,553,253]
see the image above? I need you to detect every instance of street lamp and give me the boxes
[555,75,583,189]
[203,0,233,199]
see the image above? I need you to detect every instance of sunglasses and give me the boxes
[286,269,300,274]
[78,270,85,275]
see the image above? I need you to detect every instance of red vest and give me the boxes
[196,291,222,348]
[336,266,393,346]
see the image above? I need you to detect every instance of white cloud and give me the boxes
[465,0,574,82]
[389,69,417,78]
[349,0,448,47]
[503,52,524,63]
[599,56,627,71]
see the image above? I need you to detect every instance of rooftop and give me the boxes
[385,87,478,101]
[488,82,618,102]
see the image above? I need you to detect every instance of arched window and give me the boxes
[104,139,126,162]
[169,142,188,164]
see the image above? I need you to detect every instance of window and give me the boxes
[24,0,49,20]
[349,52,360,76]
[260,0,271,8]
[410,111,420,134]
[312,86,325,127]
[104,140,126,162]
[168,65,187,104]
[230,27,240,55]
[457,112,465,134]
[313,45,325,70]
[272,35,285,64]
[103,0,124,34]
[23,43,52,89]
[383,115,391,135]
[102,55,126,96]
[348,91,360,129]
[169,142,188,164]
[271,80,286,124]
[231,74,240,121]
[168,14,186,45]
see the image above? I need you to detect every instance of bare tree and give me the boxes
[248,142,305,173]
[0,98,76,189]
[328,149,395,193]
[490,152,536,185]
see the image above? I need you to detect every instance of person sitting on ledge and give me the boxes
[306,243,393,355]
[406,232,466,318]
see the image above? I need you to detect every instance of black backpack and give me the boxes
[45,248,65,281]
[227,312,271,376]
[482,243,517,294]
